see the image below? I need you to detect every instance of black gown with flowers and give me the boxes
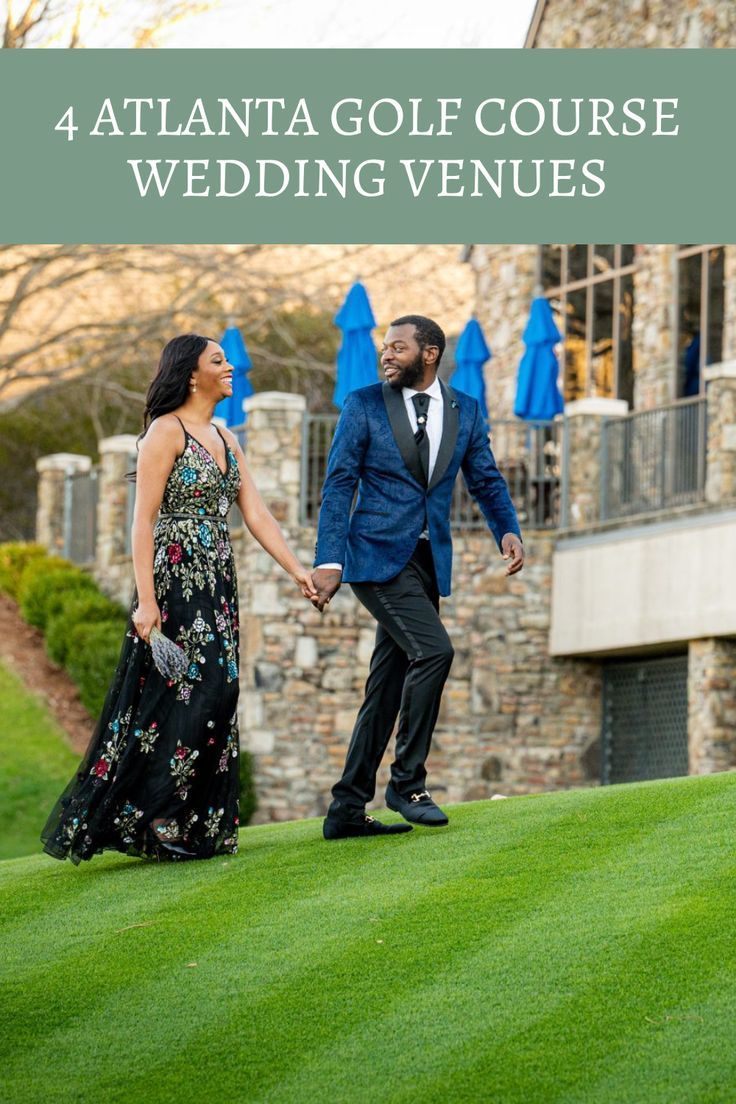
[42,423,243,863]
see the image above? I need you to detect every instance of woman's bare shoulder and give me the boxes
[218,425,244,454]
[140,414,185,454]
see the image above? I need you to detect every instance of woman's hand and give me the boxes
[132,599,162,643]
[291,567,319,602]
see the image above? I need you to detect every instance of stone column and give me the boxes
[469,245,538,421]
[35,453,91,556]
[723,246,736,362]
[97,435,139,569]
[243,392,306,526]
[688,638,736,774]
[561,398,629,528]
[704,362,736,505]
[632,244,676,411]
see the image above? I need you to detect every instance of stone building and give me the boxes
[525,0,736,49]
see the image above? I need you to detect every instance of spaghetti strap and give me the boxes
[172,414,187,455]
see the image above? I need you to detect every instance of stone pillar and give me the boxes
[97,435,139,569]
[561,398,629,528]
[632,244,676,411]
[723,246,736,362]
[243,392,306,526]
[469,245,538,421]
[35,453,91,556]
[704,362,736,505]
[688,638,736,774]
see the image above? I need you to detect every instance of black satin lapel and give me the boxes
[428,380,460,490]
[381,381,425,486]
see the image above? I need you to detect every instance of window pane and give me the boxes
[620,245,635,267]
[677,251,702,397]
[565,287,588,400]
[541,245,562,289]
[591,279,614,396]
[706,247,724,366]
[618,273,634,407]
[568,245,588,283]
[593,245,615,275]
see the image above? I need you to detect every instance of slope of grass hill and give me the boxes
[1,773,735,1103]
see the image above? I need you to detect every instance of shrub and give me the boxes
[18,564,98,631]
[46,592,127,667]
[239,749,257,827]
[0,542,50,600]
[66,620,127,717]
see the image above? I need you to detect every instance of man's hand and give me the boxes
[501,533,524,576]
[311,568,342,612]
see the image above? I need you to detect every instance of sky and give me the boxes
[164,0,538,49]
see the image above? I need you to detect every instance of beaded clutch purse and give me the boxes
[149,626,189,680]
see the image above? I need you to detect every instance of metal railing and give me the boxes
[300,413,561,530]
[600,396,707,521]
[63,466,99,564]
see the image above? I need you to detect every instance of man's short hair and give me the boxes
[390,314,446,366]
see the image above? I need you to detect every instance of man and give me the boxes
[313,315,524,840]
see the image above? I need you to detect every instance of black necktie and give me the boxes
[412,393,430,485]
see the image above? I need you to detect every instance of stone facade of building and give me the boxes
[528,0,736,49]
[468,244,736,420]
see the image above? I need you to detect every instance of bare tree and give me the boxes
[2,0,213,49]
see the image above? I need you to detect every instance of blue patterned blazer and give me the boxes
[314,379,521,597]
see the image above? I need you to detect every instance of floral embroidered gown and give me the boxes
[42,423,243,863]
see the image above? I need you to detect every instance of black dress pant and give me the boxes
[328,541,455,820]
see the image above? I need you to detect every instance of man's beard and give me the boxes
[388,351,425,390]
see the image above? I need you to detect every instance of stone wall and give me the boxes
[468,245,537,421]
[530,0,736,49]
[688,638,736,774]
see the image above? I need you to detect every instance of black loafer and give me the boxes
[385,782,449,827]
[323,814,413,840]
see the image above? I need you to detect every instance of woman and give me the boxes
[42,333,317,863]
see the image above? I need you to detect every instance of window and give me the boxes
[540,244,636,406]
[675,245,724,398]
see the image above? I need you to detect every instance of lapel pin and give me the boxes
[451,400,459,409]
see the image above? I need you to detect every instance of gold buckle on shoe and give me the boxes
[410,790,431,803]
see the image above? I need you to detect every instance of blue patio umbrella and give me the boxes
[449,318,491,426]
[514,297,564,421]
[214,325,253,426]
[333,282,378,409]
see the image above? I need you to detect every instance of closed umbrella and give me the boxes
[514,297,564,421]
[333,282,378,409]
[449,318,491,426]
[214,325,253,426]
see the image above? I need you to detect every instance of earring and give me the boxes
[190,380,197,393]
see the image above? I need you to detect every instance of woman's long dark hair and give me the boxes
[128,333,214,480]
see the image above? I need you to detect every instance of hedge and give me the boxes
[46,592,128,667]
[2,542,256,826]
[0,542,49,601]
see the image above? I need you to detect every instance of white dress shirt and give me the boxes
[317,377,444,571]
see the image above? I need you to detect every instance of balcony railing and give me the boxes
[300,414,561,530]
[600,397,707,522]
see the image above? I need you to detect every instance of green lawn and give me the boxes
[1,772,735,1104]
[0,661,78,860]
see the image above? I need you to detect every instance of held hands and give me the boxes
[132,599,162,643]
[292,567,319,602]
[501,533,524,576]
[310,567,342,613]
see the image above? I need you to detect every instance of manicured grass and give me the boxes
[0,661,78,860]
[1,773,735,1104]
